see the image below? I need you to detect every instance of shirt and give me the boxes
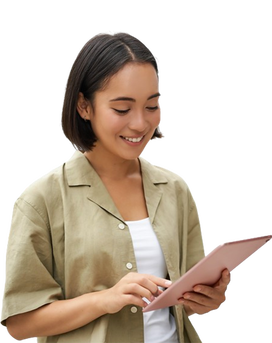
[1,151,205,343]
[126,218,178,343]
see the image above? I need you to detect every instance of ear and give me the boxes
[77,92,93,120]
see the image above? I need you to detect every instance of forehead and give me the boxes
[99,63,159,99]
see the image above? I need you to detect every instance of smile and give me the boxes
[122,136,144,143]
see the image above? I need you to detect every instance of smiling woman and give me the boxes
[1,33,230,343]
[62,33,163,153]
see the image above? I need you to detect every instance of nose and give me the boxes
[128,110,147,132]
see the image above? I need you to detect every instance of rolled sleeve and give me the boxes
[1,198,63,325]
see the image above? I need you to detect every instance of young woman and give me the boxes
[1,33,230,343]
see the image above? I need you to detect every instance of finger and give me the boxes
[123,282,157,302]
[213,269,231,288]
[194,284,226,307]
[180,289,224,312]
[192,285,218,298]
[122,293,149,308]
[157,288,164,296]
[182,291,213,305]
[178,297,212,315]
[144,274,172,289]
[125,272,172,288]
[211,269,230,293]
[136,274,172,297]
[220,269,231,286]
[122,273,172,300]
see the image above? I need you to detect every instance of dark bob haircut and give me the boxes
[62,32,162,152]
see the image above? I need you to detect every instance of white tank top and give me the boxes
[125,218,179,343]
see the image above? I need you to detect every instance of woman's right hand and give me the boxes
[101,272,172,314]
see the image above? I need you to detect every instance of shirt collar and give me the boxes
[65,151,168,224]
[65,151,168,187]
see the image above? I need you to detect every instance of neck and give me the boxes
[84,151,140,180]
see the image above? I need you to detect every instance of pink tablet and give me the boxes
[143,235,272,312]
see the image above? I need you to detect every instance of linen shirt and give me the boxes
[1,151,205,343]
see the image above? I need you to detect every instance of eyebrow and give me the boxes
[109,92,161,102]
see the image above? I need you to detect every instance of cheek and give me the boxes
[159,104,164,125]
[152,110,161,127]
[94,111,126,137]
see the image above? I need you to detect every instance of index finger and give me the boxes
[141,274,172,296]
[135,274,172,297]
[145,274,172,288]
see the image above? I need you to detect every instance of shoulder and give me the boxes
[140,157,197,212]
[19,151,87,197]
[15,151,86,215]
[140,157,189,190]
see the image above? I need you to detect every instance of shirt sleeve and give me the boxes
[1,197,63,326]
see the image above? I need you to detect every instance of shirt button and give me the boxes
[126,262,133,270]
[118,223,126,230]
[130,306,138,313]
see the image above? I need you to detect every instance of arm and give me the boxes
[6,291,105,340]
[6,272,172,340]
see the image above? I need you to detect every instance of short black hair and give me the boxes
[62,33,162,152]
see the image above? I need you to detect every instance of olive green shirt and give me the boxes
[1,151,204,343]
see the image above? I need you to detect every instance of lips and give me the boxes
[121,136,144,143]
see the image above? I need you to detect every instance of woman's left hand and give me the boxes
[179,269,230,316]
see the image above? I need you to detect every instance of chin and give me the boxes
[120,151,143,161]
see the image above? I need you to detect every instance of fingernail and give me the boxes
[165,280,172,286]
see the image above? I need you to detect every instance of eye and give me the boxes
[146,106,159,112]
[112,108,130,114]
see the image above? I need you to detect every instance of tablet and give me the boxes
[143,235,272,312]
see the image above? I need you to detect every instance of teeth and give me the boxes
[124,136,143,143]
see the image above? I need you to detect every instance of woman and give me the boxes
[1,33,230,343]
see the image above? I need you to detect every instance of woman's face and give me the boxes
[84,63,160,162]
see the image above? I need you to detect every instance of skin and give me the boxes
[6,62,230,340]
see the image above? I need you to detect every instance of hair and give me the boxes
[62,32,163,152]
